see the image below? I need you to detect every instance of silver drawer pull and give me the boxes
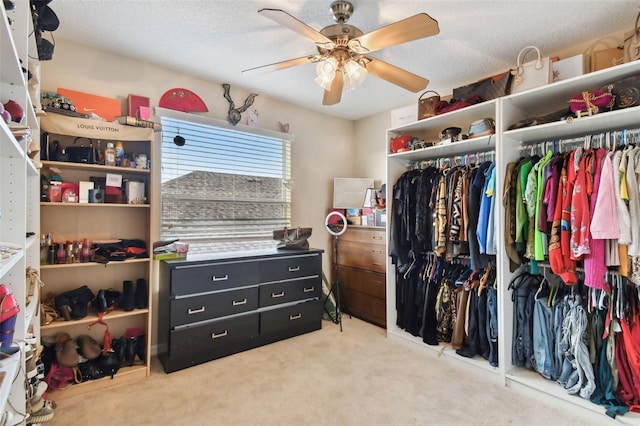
[303,286,315,293]
[372,236,383,240]
[188,306,205,314]
[289,313,302,320]
[371,249,382,254]
[211,330,228,339]
[232,298,247,306]
[212,275,229,282]
[288,266,300,272]
[272,291,285,298]
[372,262,383,267]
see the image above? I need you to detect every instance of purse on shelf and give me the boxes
[510,46,553,94]
[452,71,513,102]
[468,118,496,139]
[600,74,640,109]
[417,91,440,120]
[273,227,312,250]
[66,136,95,164]
[568,91,615,115]
[623,11,640,63]
[587,39,624,72]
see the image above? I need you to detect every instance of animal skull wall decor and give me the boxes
[222,83,258,126]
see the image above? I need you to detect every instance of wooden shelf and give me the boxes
[41,309,150,331]
[41,258,150,270]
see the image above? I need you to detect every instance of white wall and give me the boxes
[40,38,357,346]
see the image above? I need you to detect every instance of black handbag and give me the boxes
[66,137,95,164]
[452,71,513,102]
[600,74,640,110]
[55,285,95,320]
[273,227,312,250]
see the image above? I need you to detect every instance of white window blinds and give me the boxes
[160,115,291,254]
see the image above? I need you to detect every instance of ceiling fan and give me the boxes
[242,1,440,106]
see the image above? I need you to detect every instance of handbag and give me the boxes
[417,91,440,120]
[452,71,513,102]
[568,91,615,115]
[510,46,553,94]
[54,285,95,320]
[66,136,95,164]
[600,74,640,109]
[587,39,624,72]
[468,118,495,139]
[434,94,484,115]
[273,227,312,250]
[623,11,640,63]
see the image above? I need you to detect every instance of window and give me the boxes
[160,115,291,254]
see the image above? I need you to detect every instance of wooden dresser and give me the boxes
[335,226,386,327]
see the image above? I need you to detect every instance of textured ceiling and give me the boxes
[48,0,640,121]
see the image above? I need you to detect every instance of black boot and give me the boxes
[135,278,148,309]
[121,280,134,311]
[123,338,136,367]
[134,335,146,364]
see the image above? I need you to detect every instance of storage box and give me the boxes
[375,209,387,227]
[390,105,416,128]
[552,54,586,82]
[126,180,145,204]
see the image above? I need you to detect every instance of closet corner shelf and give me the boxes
[40,308,150,332]
[40,202,150,209]
[387,328,500,376]
[40,258,150,269]
[45,364,148,402]
[504,104,640,143]
[389,135,496,162]
[40,160,151,174]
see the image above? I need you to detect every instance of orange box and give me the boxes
[58,88,122,121]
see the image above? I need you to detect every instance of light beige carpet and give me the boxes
[45,317,608,425]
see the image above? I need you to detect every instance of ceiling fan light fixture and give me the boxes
[314,56,338,90]
[343,58,367,91]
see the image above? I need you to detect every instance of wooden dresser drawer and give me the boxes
[170,260,260,296]
[338,266,385,298]
[260,253,321,282]
[341,287,386,327]
[260,300,322,335]
[169,313,259,357]
[170,286,259,327]
[259,277,321,308]
[340,227,385,245]
[338,240,385,273]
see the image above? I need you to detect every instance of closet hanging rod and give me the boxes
[520,127,640,155]
[411,149,496,170]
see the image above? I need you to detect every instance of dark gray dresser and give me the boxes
[158,249,323,373]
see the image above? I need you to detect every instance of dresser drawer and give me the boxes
[170,286,259,327]
[340,228,385,245]
[260,253,321,282]
[170,260,260,296]
[338,266,385,298]
[341,287,386,327]
[259,277,321,308]
[261,300,322,335]
[169,313,259,357]
[338,240,385,273]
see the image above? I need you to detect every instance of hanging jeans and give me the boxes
[486,286,499,367]
[533,296,555,380]
[512,284,535,368]
[561,296,596,399]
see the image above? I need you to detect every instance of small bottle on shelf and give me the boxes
[105,142,116,166]
[115,141,125,166]
[56,243,65,264]
[40,234,47,265]
[66,241,75,264]
[81,238,91,263]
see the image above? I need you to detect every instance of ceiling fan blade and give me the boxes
[243,55,315,76]
[353,13,439,53]
[323,71,344,105]
[259,8,334,45]
[366,58,429,92]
